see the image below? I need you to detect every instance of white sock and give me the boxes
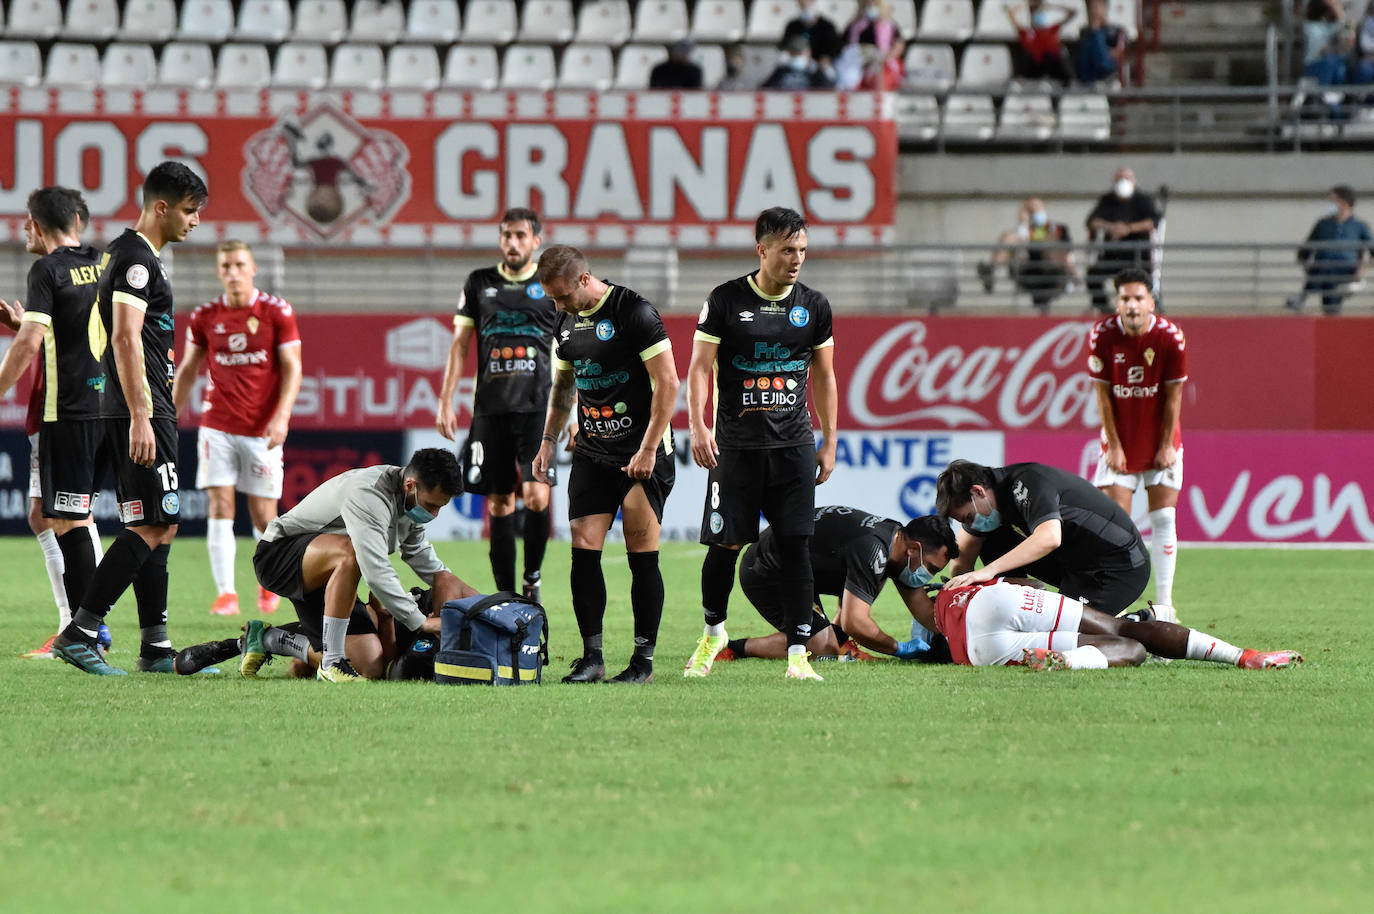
[87,524,104,564]
[1185,629,1243,665]
[1061,645,1109,669]
[1148,507,1177,606]
[787,644,806,658]
[206,518,237,596]
[706,622,726,638]
[37,529,69,628]
[253,526,265,542]
[321,615,349,667]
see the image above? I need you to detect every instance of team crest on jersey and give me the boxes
[241,102,412,241]
[1088,355,1103,372]
[1145,347,1155,365]
[162,492,179,514]
[595,320,615,341]
[247,317,260,334]
[788,306,809,327]
[527,283,546,300]
[709,512,724,534]
[126,264,149,290]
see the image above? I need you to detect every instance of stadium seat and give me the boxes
[745,0,798,42]
[501,43,556,90]
[7,0,62,38]
[1059,91,1111,141]
[690,0,745,43]
[893,93,940,142]
[348,0,404,44]
[463,1,517,44]
[996,92,1055,141]
[519,1,575,43]
[291,0,346,44]
[63,0,119,40]
[442,45,499,89]
[1107,0,1137,40]
[404,1,460,44]
[117,0,176,41]
[272,41,327,88]
[695,42,725,87]
[330,43,384,90]
[1058,1,1088,40]
[632,0,689,43]
[973,0,1019,40]
[215,42,271,88]
[43,41,99,85]
[0,40,43,85]
[100,41,156,84]
[235,0,291,43]
[739,42,781,83]
[176,0,233,42]
[957,42,1012,89]
[918,0,973,42]
[815,1,858,29]
[902,42,956,92]
[886,0,917,36]
[558,43,615,89]
[158,40,213,87]
[615,42,667,88]
[386,44,441,90]
[941,93,995,140]
[576,1,633,45]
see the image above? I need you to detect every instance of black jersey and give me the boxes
[95,229,177,421]
[456,263,556,416]
[753,505,902,606]
[552,284,672,465]
[972,462,1146,571]
[695,273,834,450]
[22,244,104,421]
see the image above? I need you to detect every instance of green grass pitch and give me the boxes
[1,536,1370,913]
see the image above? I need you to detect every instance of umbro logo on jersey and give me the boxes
[483,288,499,297]
[214,323,226,334]
[738,311,754,322]
[1114,353,1126,363]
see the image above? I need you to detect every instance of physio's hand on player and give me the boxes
[689,425,718,469]
[816,439,837,484]
[0,298,22,331]
[435,402,459,441]
[894,638,931,660]
[1152,443,1178,470]
[622,447,655,480]
[946,567,995,590]
[1105,443,1128,474]
[420,614,442,635]
[264,415,289,449]
[129,417,156,467]
[532,439,554,484]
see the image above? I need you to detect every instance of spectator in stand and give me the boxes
[1084,167,1161,313]
[762,34,837,90]
[1300,1,1348,65]
[1286,184,1374,314]
[1350,2,1374,83]
[716,43,752,89]
[649,38,704,89]
[1007,0,1074,86]
[1305,25,1352,85]
[836,1,904,90]
[1074,0,1128,86]
[781,0,843,77]
[976,197,1078,314]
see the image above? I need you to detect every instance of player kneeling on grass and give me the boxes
[714,508,958,665]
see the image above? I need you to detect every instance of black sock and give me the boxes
[831,622,850,648]
[64,530,152,642]
[263,625,312,662]
[134,543,171,654]
[627,551,662,662]
[489,513,516,592]
[701,545,740,626]
[569,547,606,651]
[727,637,748,658]
[522,507,549,582]
[56,527,98,613]
[777,534,814,649]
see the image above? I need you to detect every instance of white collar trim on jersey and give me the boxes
[579,284,614,319]
[134,230,161,257]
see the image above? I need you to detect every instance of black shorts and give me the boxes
[461,411,554,495]
[738,544,831,635]
[567,448,675,522]
[700,445,817,545]
[39,419,106,519]
[103,416,181,526]
[252,534,378,649]
[977,527,1150,615]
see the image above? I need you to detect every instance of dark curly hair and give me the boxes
[406,448,464,497]
[902,514,960,560]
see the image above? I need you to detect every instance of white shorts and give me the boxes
[1092,447,1183,492]
[964,581,1084,667]
[196,426,284,498]
[28,432,41,499]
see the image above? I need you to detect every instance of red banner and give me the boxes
[0,90,896,246]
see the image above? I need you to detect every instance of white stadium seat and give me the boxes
[690,0,745,43]
[330,43,385,90]
[158,40,214,87]
[746,0,798,42]
[386,44,441,90]
[902,42,956,92]
[1059,91,1112,141]
[1108,0,1138,40]
[404,1,460,44]
[463,0,518,44]
[918,0,973,42]
[1058,1,1088,40]
[576,1,633,46]
[100,41,156,84]
[615,42,667,88]
[291,0,347,44]
[44,41,99,85]
[443,45,499,89]
[941,93,995,140]
[815,1,858,28]
[118,0,177,41]
[0,40,43,85]
[177,0,233,42]
[894,93,940,142]
[973,0,1019,40]
[216,42,272,88]
[348,0,404,44]
[272,41,327,88]
[996,92,1056,141]
[887,0,918,37]
[957,42,1013,89]
[632,0,689,43]
[7,0,63,38]
[694,42,725,87]
[519,1,575,43]
[235,0,291,43]
[501,43,556,90]
[63,0,119,40]
[557,43,615,90]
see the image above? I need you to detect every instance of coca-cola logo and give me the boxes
[847,320,1101,429]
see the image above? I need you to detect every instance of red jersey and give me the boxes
[934,581,990,667]
[187,290,301,437]
[1088,314,1187,473]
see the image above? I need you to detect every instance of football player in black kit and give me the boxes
[52,161,208,675]
[683,207,839,682]
[436,208,556,602]
[531,246,680,684]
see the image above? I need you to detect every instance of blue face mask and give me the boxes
[897,543,934,589]
[1031,11,1051,28]
[404,488,437,525]
[968,491,1001,533]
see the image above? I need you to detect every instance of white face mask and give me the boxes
[865,4,880,18]
[799,8,816,21]
[788,55,809,70]
[1031,210,1049,227]
[1329,203,1341,217]
[1114,178,1135,198]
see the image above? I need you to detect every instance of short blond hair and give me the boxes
[217,239,253,257]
